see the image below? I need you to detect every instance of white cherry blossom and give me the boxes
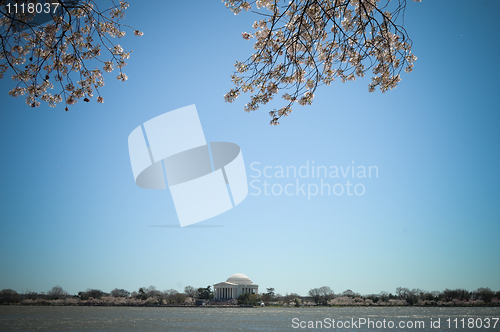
[223,0,420,125]
[0,0,143,109]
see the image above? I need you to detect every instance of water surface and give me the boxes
[0,306,499,331]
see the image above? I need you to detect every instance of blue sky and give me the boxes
[1,0,499,297]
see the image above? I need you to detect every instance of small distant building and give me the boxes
[213,273,258,300]
[195,299,206,306]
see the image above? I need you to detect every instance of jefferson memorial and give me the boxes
[213,273,258,300]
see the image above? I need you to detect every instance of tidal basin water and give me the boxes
[0,306,499,331]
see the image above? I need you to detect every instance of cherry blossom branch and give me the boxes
[223,0,420,125]
[0,0,143,109]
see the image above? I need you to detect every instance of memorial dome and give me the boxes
[226,273,253,285]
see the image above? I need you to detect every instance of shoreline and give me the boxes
[2,303,499,308]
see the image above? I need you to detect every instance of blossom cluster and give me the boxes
[222,0,420,125]
[0,0,143,109]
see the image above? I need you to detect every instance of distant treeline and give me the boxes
[300,286,500,307]
[0,285,499,307]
